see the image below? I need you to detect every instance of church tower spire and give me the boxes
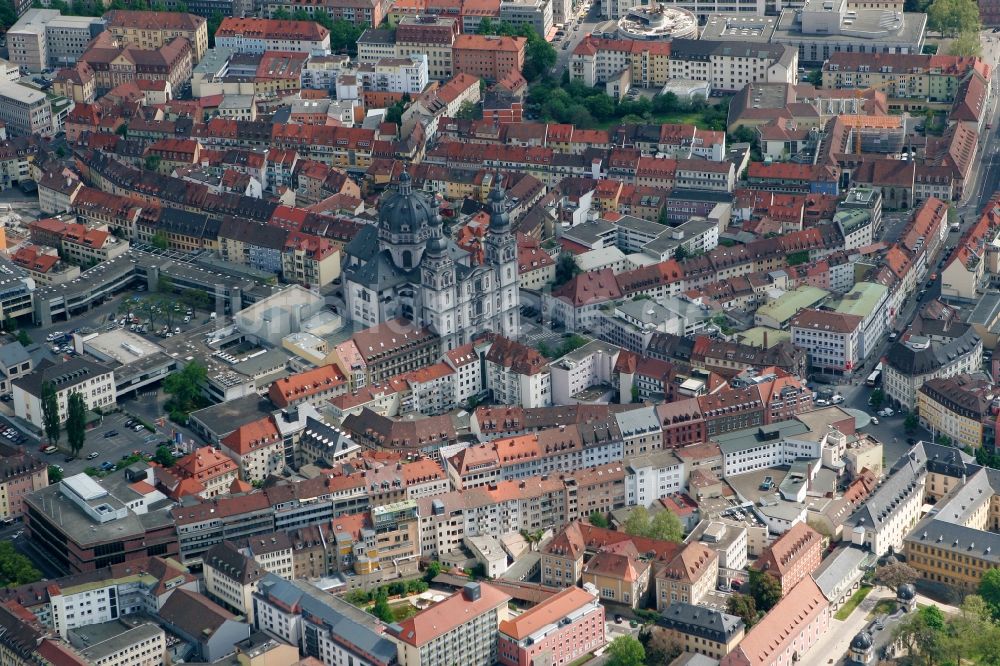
[484,172,520,340]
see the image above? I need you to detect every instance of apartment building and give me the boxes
[842,453,926,557]
[916,374,994,450]
[0,82,53,137]
[752,522,823,593]
[330,501,421,584]
[215,17,331,55]
[483,335,551,408]
[255,574,398,665]
[105,10,209,63]
[570,37,672,88]
[655,603,745,661]
[77,623,166,666]
[624,449,685,507]
[203,541,265,622]
[667,39,797,93]
[452,34,526,82]
[655,543,719,610]
[360,54,429,94]
[0,442,47,520]
[499,0,552,38]
[13,357,115,427]
[219,415,286,483]
[394,16,459,80]
[171,446,239,498]
[821,52,987,105]
[883,327,982,411]
[790,309,864,374]
[81,34,193,95]
[386,583,511,666]
[264,0,389,27]
[498,587,605,666]
[282,231,341,288]
[721,579,830,666]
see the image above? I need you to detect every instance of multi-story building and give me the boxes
[666,39,797,94]
[215,17,331,55]
[218,415,286,483]
[7,9,104,72]
[0,82,53,137]
[81,33,193,95]
[264,0,389,27]
[171,446,239,498]
[24,468,179,574]
[0,441,47,520]
[916,374,994,450]
[105,10,209,63]
[790,309,864,374]
[0,341,32,397]
[43,15,107,69]
[394,17,460,80]
[483,335,551,408]
[254,574,398,666]
[821,52,987,105]
[360,54,428,94]
[77,622,166,666]
[13,357,115,427]
[203,541,265,622]
[281,230,341,288]
[386,582,511,666]
[624,449,685,507]
[570,37,672,88]
[499,0,552,38]
[218,217,288,274]
[883,327,982,411]
[842,451,926,557]
[452,34,526,82]
[498,587,605,666]
[752,522,823,594]
[655,543,719,610]
[655,603,745,661]
[721,578,830,666]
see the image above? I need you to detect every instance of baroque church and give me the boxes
[343,172,520,350]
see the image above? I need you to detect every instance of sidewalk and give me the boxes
[798,587,893,666]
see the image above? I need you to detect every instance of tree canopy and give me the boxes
[41,381,60,445]
[622,506,684,542]
[0,542,40,587]
[66,392,86,456]
[726,593,758,628]
[948,30,983,57]
[606,636,645,666]
[164,361,208,423]
[748,569,782,613]
[875,561,919,591]
[927,0,980,36]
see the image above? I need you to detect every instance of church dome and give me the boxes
[380,172,436,237]
[897,584,916,601]
[487,180,510,232]
[850,632,873,651]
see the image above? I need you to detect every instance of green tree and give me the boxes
[870,388,885,410]
[589,511,609,528]
[927,0,980,36]
[65,391,86,456]
[806,69,823,86]
[329,19,364,54]
[650,510,684,542]
[424,560,442,582]
[40,380,60,445]
[207,11,224,47]
[979,568,1000,620]
[623,505,652,537]
[385,99,407,126]
[16,330,31,347]
[154,445,176,467]
[896,605,948,665]
[151,231,169,250]
[272,7,290,18]
[476,17,495,33]
[0,542,41,586]
[143,154,161,172]
[749,569,782,613]
[726,593,758,629]
[949,30,983,56]
[904,413,919,433]
[875,561,919,591]
[455,100,481,120]
[371,590,394,623]
[163,360,207,421]
[606,636,645,666]
[48,464,63,483]
[673,245,690,260]
[554,253,579,286]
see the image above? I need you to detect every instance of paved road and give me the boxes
[552,0,601,74]
[957,30,1000,219]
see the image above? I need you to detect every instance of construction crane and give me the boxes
[852,79,898,155]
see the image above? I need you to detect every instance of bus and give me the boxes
[866,362,884,387]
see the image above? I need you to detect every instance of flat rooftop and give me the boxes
[773,8,927,44]
[85,329,163,365]
[701,14,777,41]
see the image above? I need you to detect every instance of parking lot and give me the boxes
[725,468,792,505]
[44,409,169,478]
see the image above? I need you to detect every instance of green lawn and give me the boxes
[566,653,595,666]
[867,599,898,620]
[390,602,419,622]
[835,585,874,620]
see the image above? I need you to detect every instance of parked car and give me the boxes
[87,451,99,459]
[42,445,57,454]
[104,430,118,438]
[870,416,879,425]
[100,461,115,471]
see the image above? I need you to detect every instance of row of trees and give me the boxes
[926,0,983,56]
[40,382,86,456]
